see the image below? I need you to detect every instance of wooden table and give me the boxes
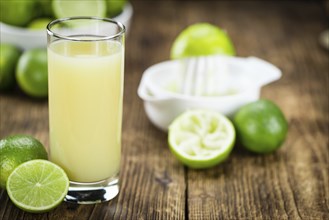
[1,1,328,219]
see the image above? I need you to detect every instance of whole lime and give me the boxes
[7,160,69,213]
[0,135,48,188]
[170,23,235,59]
[28,18,52,30]
[37,0,53,17]
[233,99,288,154]
[0,0,38,27]
[107,0,127,17]
[0,44,21,90]
[52,0,107,18]
[16,49,48,98]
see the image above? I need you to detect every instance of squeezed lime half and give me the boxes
[168,110,235,169]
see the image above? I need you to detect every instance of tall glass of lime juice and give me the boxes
[47,17,125,204]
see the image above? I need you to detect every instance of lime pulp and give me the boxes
[168,110,235,169]
[6,160,69,213]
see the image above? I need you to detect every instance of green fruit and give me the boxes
[52,0,107,19]
[107,0,127,17]
[0,135,48,188]
[16,49,48,98]
[0,44,21,90]
[28,18,52,30]
[37,0,53,17]
[0,0,38,27]
[7,160,69,213]
[168,110,235,169]
[234,99,288,154]
[170,23,235,59]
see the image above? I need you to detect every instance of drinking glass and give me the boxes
[47,17,125,204]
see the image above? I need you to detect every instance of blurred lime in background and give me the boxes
[107,0,127,17]
[0,0,38,26]
[52,0,107,18]
[0,44,21,91]
[28,18,53,30]
[0,0,128,28]
[16,49,48,98]
[37,0,53,17]
[234,99,288,154]
[171,23,235,59]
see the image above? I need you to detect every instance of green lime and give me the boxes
[52,0,107,19]
[107,0,127,17]
[0,44,21,91]
[16,49,48,98]
[234,99,288,154]
[168,110,235,169]
[170,23,235,59]
[37,0,54,17]
[28,18,52,30]
[0,135,48,188]
[0,0,38,27]
[6,159,69,213]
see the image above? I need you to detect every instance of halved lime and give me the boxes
[6,160,69,213]
[0,44,21,91]
[52,0,107,19]
[168,110,235,169]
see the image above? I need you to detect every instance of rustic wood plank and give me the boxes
[0,1,328,219]
[180,1,329,220]
[0,1,187,220]
[106,2,186,219]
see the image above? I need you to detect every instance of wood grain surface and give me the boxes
[0,1,328,219]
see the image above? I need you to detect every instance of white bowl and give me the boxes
[0,3,133,50]
[138,55,282,131]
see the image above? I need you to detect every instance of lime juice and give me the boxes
[48,40,124,183]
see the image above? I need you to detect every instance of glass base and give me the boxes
[64,176,119,204]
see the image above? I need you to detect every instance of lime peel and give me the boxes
[233,99,288,153]
[168,110,235,169]
[170,23,236,59]
[52,0,107,19]
[0,134,48,188]
[6,159,69,213]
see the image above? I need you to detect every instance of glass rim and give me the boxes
[47,16,125,41]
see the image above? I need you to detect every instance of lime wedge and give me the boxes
[168,110,235,169]
[6,160,69,213]
[52,0,107,19]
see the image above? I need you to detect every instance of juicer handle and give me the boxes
[246,57,282,87]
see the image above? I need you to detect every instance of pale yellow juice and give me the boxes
[48,40,124,183]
